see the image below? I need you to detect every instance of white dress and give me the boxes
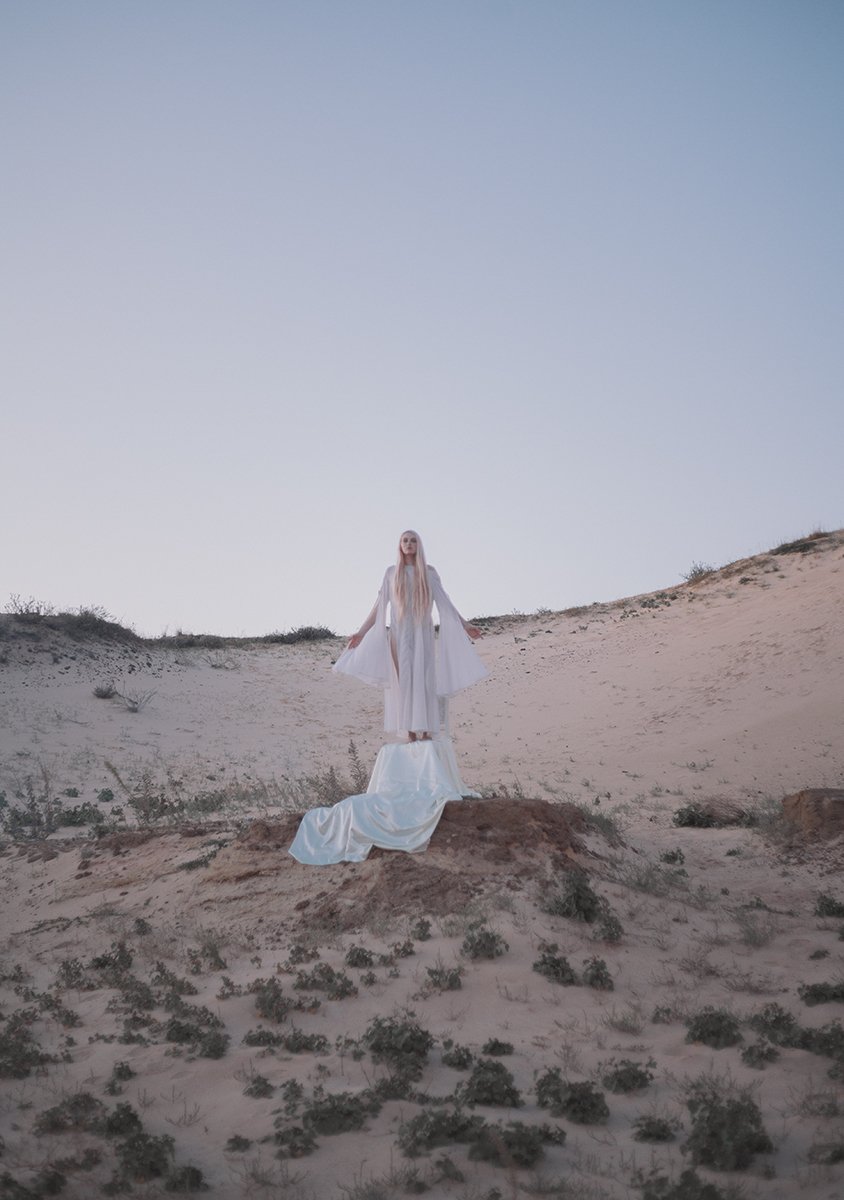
[333,564,488,734]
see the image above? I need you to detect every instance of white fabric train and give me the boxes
[288,739,475,866]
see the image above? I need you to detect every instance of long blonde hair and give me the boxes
[393,530,432,623]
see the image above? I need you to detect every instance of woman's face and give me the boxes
[400,532,418,559]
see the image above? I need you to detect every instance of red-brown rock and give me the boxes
[781,789,844,839]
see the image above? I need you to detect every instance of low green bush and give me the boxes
[461,922,508,960]
[459,1059,522,1107]
[600,1058,655,1094]
[684,1007,742,1049]
[683,1075,773,1170]
[532,943,578,985]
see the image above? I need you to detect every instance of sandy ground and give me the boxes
[0,531,843,1199]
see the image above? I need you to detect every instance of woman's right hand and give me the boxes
[347,632,364,649]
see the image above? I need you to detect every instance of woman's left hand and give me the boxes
[465,624,483,640]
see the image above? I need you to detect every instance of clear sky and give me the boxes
[3,1,842,637]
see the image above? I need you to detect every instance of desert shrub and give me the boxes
[806,1140,844,1165]
[741,1040,779,1069]
[34,1092,107,1134]
[544,871,602,922]
[55,958,86,989]
[468,1119,565,1167]
[798,979,844,1006]
[243,1074,274,1098]
[633,1166,733,1199]
[660,848,685,865]
[110,973,156,1012]
[631,1114,678,1143]
[224,1135,251,1152]
[273,1123,317,1158]
[280,1080,305,1115]
[261,625,335,644]
[251,977,292,1022]
[103,1103,143,1137]
[286,940,319,969]
[459,1059,522,1107]
[652,1005,674,1024]
[805,1020,844,1068]
[481,1038,513,1056]
[672,803,717,828]
[532,943,578,985]
[397,1107,486,1157]
[683,1075,773,1170]
[747,1002,803,1047]
[344,945,374,968]
[682,562,715,582]
[114,1130,176,1181]
[301,1087,379,1135]
[197,1029,229,1059]
[161,998,229,1059]
[815,893,844,918]
[0,1166,68,1196]
[543,871,624,941]
[363,1012,433,1081]
[90,941,133,977]
[535,1069,609,1124]
[461,922,508,960]
[594,908,624,942]
[55,801,106,827]
[164,1164,208,1192]
[426,961,463,991]
[283,1029,329,1054]
[0,1012,55,1078]
[242,1027,284,1047]
[105,1061,136,1095]
[294,962,357,999]
[391,938,416,958]
[151,962,198,996]
[441,1040,473,1070]
[684,1007,742,1049]
[600,1058,655,1094]
[411,918,432,941]
[582,956,614,991]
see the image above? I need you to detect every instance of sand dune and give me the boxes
[1,531,843,1198]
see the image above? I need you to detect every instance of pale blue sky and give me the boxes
[3,1,842,636]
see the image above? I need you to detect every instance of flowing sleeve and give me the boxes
[429,567,489,697]
[332,569,392,688]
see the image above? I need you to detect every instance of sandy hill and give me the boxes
[1,530,843,1199]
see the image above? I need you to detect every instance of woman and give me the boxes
[333,531,487,740]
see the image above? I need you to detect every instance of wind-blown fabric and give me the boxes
[332,565,487,734]
[288,741,462,865]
